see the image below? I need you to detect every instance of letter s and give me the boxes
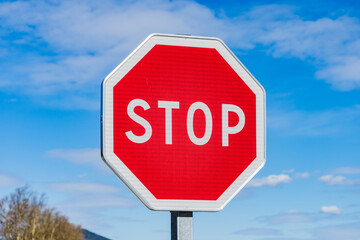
[125,99,152,144]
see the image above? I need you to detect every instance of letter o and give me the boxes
[187,102,213,145]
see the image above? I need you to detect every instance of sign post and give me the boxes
[171,212,193,240]
[101,33,265,239]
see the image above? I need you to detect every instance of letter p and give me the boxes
[222,104,245,147]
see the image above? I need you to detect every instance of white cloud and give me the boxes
[48,181,134,208]
[59,197,134,209]
[259,211,313,225]
[247,174,291,187]
[234,227,282,236]
[295,172,310,179]
[0,1,360,109]
[259,208,347,227]
[45,148,110,172]
[46,148,99,165]
[0,0,234,100]
[314,222,360,240]
[282,169,294,173]
[330,166,360,175]
[321,205,341,214]
[48,182,121,194]
[249,7,360,91]
[46,180,137,231]
[316,56,360,91]
[0,173,20,188]
[319,175,348,185]
[318,174,360,185]
[47,181,136,209]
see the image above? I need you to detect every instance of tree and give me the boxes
[0,186,84,240]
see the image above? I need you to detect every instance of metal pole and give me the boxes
[171,211,193,240]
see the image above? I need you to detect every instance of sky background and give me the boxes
[1,0,360,239]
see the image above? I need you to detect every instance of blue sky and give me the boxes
[1,0,360,239]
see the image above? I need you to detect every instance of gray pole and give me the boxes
[171,211,193,240]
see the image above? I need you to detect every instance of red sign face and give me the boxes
[102,34,265,211]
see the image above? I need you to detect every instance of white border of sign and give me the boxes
[101,34,266,211]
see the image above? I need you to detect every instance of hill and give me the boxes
[83,229,111,240]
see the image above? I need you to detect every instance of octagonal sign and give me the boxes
[101,34,265,211]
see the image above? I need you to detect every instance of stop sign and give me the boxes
[101,34,265,211]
